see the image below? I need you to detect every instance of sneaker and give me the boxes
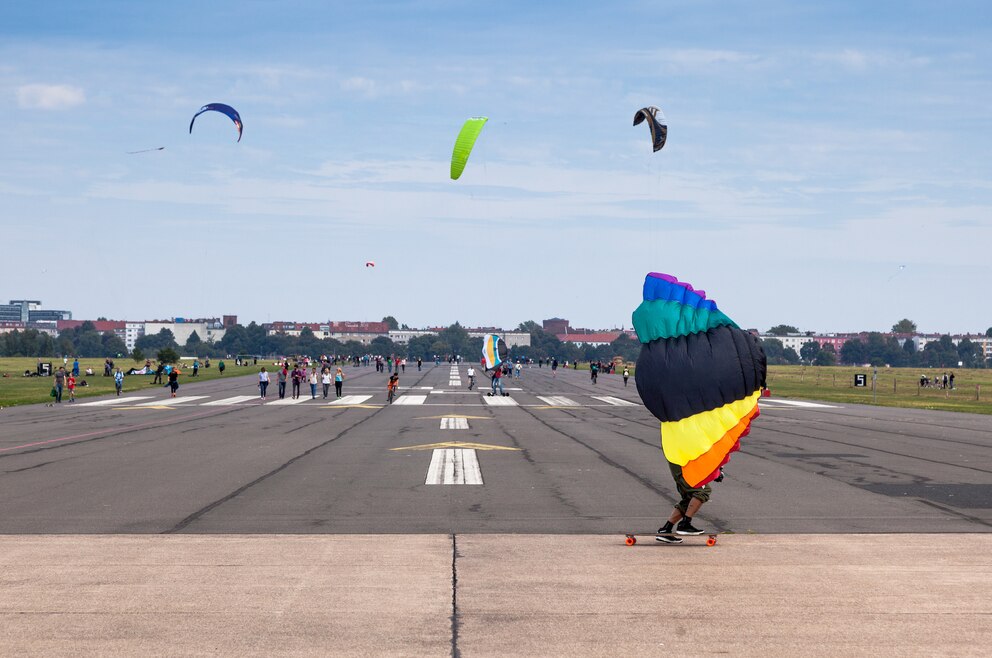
[676,520,704,536]
[655,533,683,544]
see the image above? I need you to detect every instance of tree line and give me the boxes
[2,317,987,370]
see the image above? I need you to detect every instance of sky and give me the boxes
[1,1,990,334]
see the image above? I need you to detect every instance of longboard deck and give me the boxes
[624,533,721,546]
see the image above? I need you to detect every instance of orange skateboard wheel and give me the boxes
[625,536,636,546]
[706,536,717,546]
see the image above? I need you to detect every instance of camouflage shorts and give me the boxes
[669,461,712,513]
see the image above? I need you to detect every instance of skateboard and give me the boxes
[623,532,719,547]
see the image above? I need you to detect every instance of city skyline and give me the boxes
[3,296,988,338]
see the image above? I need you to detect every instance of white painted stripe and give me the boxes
[266,396,317,405]
[416,386,434,390]
[327,395,374,405]
[430,391,477,395]
[393,395,427,405]
[78,396,153,406]
[537,396,580,407]
[483,395,518,406]
[449,380,462,386]
[425,448,483,485]
[592,396,638,407]
[135,396,209,406]
[440,417,469,430]
[202,395,259,406]
[760,399,838,408]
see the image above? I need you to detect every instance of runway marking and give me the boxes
[78,396,153,406]
[202,395,259,406]
[483,396,518,406]
[135,396,209,406]
[426,449,482,485]
[327,395,374,406]
[440,416,469,430]
[320,404,382,409]
[413,415,492,420]
[391,441,519,451]
[537,396,580,407]
[393,395,427,405]
[591,396,639,407]
[760,399,839,408]
[266,396,317,405]
[119,405,175,410]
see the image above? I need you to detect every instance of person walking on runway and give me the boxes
[258,367,270,399]
[321,368,332,399]
[277,365,288,399]
[309,367,319,399]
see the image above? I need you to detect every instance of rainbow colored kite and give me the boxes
[633,273,766,487]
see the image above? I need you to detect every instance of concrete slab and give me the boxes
[0,535,451,656]
[0,534,989,655]
[455,534,992,656]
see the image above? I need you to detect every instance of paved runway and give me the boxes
[2,363,990,655]
[1,363,989,534]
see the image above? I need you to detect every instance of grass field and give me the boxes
[0,357,253,408]
[576,361,992,416]
[766,365,992,415]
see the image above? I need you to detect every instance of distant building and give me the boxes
[57,320,127,345]
[0,321,26,335]
[542,318,570,335]
[0,300,71,323]
[265,321,390,345]
[555,331,623,347]
[125,322,145,351]
[145,318,227,346]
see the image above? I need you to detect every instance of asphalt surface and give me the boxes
[2,363,990,655]
[0,362,989,534]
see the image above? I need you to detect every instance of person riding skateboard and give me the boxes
[655,461,712,544]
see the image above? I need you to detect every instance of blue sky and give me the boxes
[2,1,990,333]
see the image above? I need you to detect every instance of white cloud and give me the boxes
[810,49,932,71]
[340,76,378,96]
[16,83,86,110]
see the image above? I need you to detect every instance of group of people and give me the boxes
[920,372,955,389]
[258,362,345,400]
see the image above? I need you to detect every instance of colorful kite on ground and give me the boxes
[633,273,766,487]
[633,106,667,152]
[450,117,488,180]
[189,103,243,142]
[482,334,507,370]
